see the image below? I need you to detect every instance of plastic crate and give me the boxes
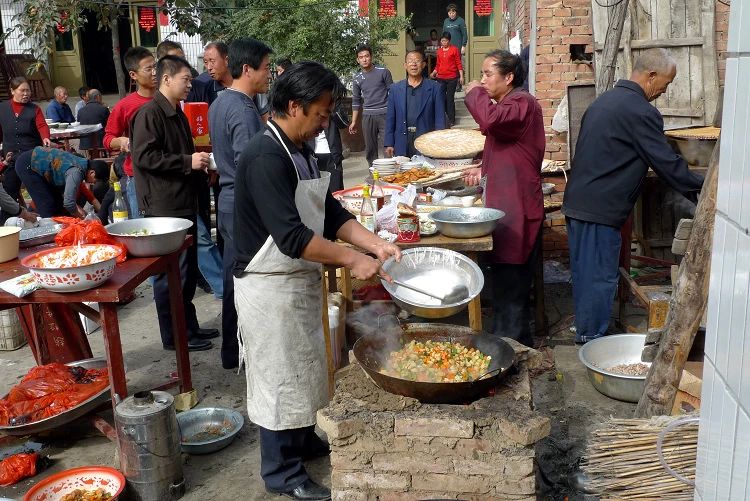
[0,309,26,351]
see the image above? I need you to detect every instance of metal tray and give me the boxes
[0,357,114,435]
[19,225,62,248]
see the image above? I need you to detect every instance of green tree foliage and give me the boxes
[225,0,411,80]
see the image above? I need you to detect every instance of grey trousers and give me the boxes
[363,114,386,165]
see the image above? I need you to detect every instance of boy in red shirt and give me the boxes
[103,47,157,218]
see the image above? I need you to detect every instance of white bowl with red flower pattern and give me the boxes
[332,184,405,214]
[21,244,122,293]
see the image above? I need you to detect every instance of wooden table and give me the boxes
[0,239,194,409]
[333,233,493,331]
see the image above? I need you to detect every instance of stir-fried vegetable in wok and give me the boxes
[380,340,491,383]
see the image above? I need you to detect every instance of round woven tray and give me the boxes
[664,126,720,140]
[414,129,486,159]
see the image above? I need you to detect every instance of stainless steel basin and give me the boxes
[106,217,192,257]
[428,207,504,238]
[578,334,649,403]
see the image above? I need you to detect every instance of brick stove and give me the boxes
[318,339,551,501]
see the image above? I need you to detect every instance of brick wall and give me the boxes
[532,0,730,161]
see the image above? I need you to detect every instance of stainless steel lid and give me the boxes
[115,390,174,419]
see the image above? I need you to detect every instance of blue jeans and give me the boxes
[124,175,141,219]
[197,216,223,299]
[566,217,622,343]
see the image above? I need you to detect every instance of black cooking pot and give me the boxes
[352,323,516,404]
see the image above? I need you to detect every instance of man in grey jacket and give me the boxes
[349,44,393,165]
[208,37,273,369]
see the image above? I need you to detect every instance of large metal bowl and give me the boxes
[177,407,244,455]
[106,217,192,257]
[578,334,650,403]
[429,207,505,238]
[0,358,117,436]
[381,247,483,318]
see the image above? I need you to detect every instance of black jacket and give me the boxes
[77,101,110,149]
[130,91,202,217]
[326,106,349,166]
[562,80,704,228]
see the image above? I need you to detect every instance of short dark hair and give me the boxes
[276,58,293,71]
[446,3,458,11]
[405,50,424,62]
[441,31,452,41]
[9,76,28,91]
[156,55,193,84]
[228,38,274,79]
[124,46,154,73]
[430,29,438,35]
[91,159,110,181]
[486,49,525,88]
[156,40,184,59]
[356,44,372,57]
[78,86,89,98]
[204,41,229,58]
[270,61,345,118]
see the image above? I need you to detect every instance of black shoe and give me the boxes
[193,327,219,340]
[163,339,213,351]
[267,479,331,501]
[196,276,212,294]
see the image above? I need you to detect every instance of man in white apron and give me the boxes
[233,61,401,500]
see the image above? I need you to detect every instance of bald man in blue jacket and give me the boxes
[384,50,446,158]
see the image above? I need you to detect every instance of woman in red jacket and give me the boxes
[463,50,545,347]
[0,77,51,203]
[430,31,463,127]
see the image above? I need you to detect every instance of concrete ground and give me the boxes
[0,150,645,500]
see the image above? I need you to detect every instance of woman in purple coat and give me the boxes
[463,50,546,346]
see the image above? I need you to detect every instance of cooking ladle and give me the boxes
[391,279,470,304]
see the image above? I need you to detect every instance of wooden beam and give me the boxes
[594,37,705,51]
[659,107,704,118]
[635,138,719,417]
[596,0,630,95]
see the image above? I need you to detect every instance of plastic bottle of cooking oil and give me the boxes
[112,181,129,222]
[359,185,375,232]
[371,169,386,210]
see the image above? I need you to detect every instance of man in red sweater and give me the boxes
[103,46,157,218]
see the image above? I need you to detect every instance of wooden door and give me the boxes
[591,0,719,127]
[50,30,84,91]
[466,0,505,81]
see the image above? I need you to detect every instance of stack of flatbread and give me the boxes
[414,129,486,159]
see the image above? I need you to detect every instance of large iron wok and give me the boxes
[352,323,515,404]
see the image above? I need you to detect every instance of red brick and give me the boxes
[536,54,560,64]
[535,45,554,54]
[541,17,564,26]
[552,45,570,54]
[539,0,563,6]
[571,7,589,16]
[537,64,553,73]
[553,7,572,15]
[564,35,594,45]
[552,27,572,36]
[563,17,582,26]
[571,25,592,35]
[538,8,554,17]
[551,151,568,161]
[537,27,554,37]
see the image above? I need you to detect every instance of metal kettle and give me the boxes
[115,390,185,500]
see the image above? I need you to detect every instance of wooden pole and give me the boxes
[635,139,719,417]
[596,0,631,95]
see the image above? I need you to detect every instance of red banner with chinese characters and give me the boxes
[473,0,493,16]
[359,0,369,17]
[378,0,396,18]
[138,7,157,32]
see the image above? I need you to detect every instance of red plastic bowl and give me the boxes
[23,466,125,501]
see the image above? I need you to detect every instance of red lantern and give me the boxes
[473,0,493,16]
[138,7,157,32]
[56,11,68,34]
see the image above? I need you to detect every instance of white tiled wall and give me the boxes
[0,0,35,53]
[159,25,205,73]
[695,0,750,499]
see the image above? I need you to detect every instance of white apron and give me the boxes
[234,122,331,431]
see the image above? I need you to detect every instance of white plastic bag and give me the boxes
[376,184,417,232]
[551,95,569,133]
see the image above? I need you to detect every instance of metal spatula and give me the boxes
[391,279,470,305]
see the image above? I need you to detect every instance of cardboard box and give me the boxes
[672,362,703,415]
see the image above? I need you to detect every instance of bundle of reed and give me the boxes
[581,415,698,500]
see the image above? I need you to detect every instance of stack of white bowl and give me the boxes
[369,158,399,175]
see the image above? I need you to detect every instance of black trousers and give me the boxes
[489,235,541,347]
[437,77,459,126]
[150,213,200,346]
[316,154,344,193]
[15,151,63,216]
[217,210,238,368]
[3,157,23,203]
[259,425,327,492]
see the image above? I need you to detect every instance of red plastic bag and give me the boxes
[0,453,39,486]
[53,217,127,262]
